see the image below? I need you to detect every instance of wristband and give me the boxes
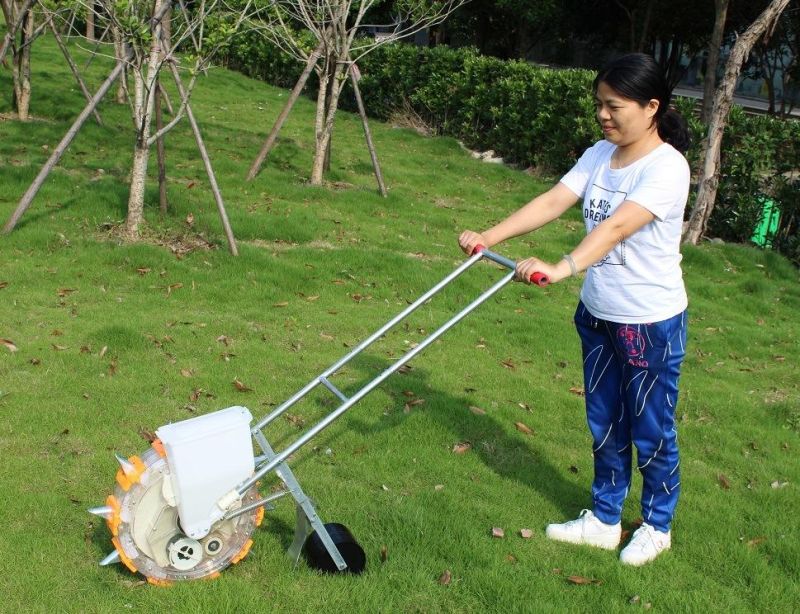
[563,254,578,277]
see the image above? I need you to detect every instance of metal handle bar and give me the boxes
[236,247,537,497]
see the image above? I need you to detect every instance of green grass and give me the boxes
[1,36,799,613]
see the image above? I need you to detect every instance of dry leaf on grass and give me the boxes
[470,405,486,415]
[233,378,252,392]
[567,575,602,585]
[569,386,585,397]
[718,474,731,489]
[491,527,505,538]
[520,528,533,539]
[1,339,18,352]
[438,570,452,585]
[380,545,388,563]
[515,421,534,436]
[452,442,471,454]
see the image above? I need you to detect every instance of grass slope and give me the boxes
[0,36,798,613]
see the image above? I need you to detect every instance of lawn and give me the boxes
[0,35,798,613]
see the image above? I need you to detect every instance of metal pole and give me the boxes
[253,250,486,431]
[241,268,516,495]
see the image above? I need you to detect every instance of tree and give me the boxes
[684,0,792,245]
[254,0,469,186]
[4,0,257,249]
[701,0,729,123]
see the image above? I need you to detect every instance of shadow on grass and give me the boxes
[344,357,587,521]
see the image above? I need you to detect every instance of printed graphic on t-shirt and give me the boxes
[585,183,627,267]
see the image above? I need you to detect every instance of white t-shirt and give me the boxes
[560,140,690,324]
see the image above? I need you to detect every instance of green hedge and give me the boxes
[221,36,800,264]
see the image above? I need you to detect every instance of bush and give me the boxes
[216,37,800,262]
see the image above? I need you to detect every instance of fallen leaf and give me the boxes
[438,570,452,585]
[186,181,196,189]
[515,421,534,436]
[108,360,118,376]
[505,553,517,563]
[285,414,305,427]
[80,345,92,354]
[434,484,444,491]
[306,295,320,302]
[233,378,252,392]
[469,405,486,415]
[452,442,472,454]
[52,344,68,351]
[746,536,767,547]
[217,335,230,346]
[320,333,335,341]
[0,281,8,289]
[773,356,785,362]
[491,527,505,538]
[185,213,195,226]
[1,339,18,352]
[771,480,789,489]
[273,301,289,308]
[402,390,415,397]
[520,528,533,539]
[51,329,63,336]
[30,358,41,365]
[518,402,531,411]
[136,267,151,276]
[569,386,585,397]
[397,364,413,374]
[180,368,193,378]
[99,346,108,358]
[718,474,731,490]
[629,595,641,605]
[138,428,157,443]
[567,575,601,585]
[501,359,516,370]
[57,288,77,297]
[380,545,388,563]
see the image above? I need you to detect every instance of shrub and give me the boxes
[216,37,800,262]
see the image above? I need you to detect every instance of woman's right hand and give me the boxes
[458,230,490,255]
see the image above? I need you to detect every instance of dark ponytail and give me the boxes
[593,53,691,154]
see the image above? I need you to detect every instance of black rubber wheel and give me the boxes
[303,522,367,574]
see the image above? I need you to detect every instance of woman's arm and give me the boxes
[515,200,656,283]
[459,182,579,255]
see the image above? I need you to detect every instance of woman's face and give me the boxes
[594,81,660,147]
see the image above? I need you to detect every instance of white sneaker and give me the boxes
[545,509,621,550]
[620,523,671,566]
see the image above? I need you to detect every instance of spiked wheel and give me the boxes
[94,441,263,585]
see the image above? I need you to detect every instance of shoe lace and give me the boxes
[629,523,659,550]
[565,509,593,527]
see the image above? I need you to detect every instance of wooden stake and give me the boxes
[48,18,103,126]
[349,62,387,197]
[167,61,238,256]
[3,58,128,234]
[246,42,323,181]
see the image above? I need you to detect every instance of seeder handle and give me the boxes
[471,245,549,287]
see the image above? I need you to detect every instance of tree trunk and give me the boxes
[113,27,128,104]
[12,8,33,120]
[702,0,729,123]
[310,60,346,185]
[310,59,332,185]
[123,1,163,240]
[683,0,791,245]
[86,1,95,41]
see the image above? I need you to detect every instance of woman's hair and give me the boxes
[593,53,691,153]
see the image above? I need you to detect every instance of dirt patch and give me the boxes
[99,221,217,256]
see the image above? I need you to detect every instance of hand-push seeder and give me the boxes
[89,247,547,584]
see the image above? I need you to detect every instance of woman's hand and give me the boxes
[458,230,490,255]
[515,257,570,285]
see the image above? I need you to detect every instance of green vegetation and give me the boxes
[0,37,798,612]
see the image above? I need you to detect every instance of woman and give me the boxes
[459,53,691,566]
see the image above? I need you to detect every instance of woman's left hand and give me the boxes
[515,257,569,285]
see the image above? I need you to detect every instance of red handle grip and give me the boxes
[471,244,486,255]
[530,272,549,287]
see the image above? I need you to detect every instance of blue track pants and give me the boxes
[574,301,687,532]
